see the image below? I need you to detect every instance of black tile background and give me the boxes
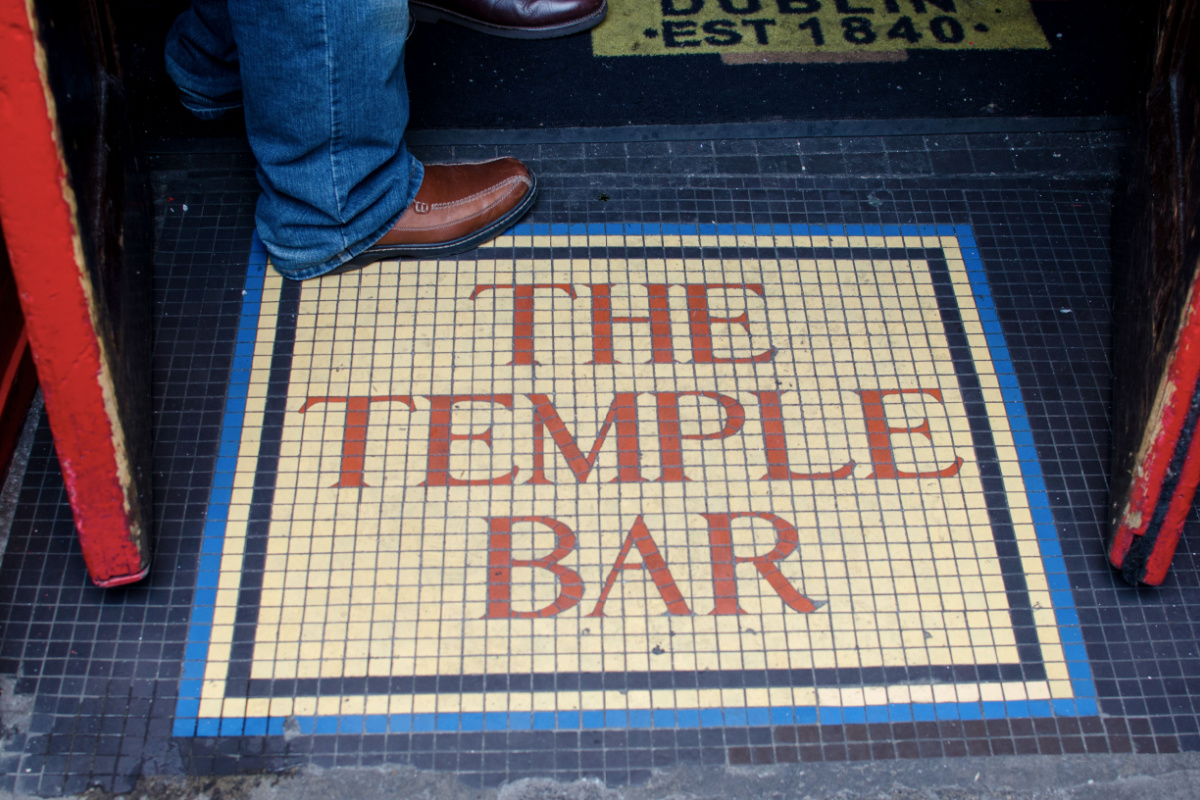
[3,129,1198,797]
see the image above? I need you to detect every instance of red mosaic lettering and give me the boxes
[586,283,675,365]
[485,516,584,618]
[655,391,746,483]
[470,284,577,365]
[855,388,964,479]
[753,391,855,481]
[421,395,519,487]
[703,511,815,615]
[587,515,691,617]
[299,395,415,488]
[685,284,776,364]
[526,393,645,484]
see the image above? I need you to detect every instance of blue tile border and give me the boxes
[173,235,269,738]
[172,225,1097,737]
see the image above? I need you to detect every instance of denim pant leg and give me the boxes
[166,0,423,278]
[164,0,243,119]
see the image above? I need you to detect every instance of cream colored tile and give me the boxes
[195,241,1076,722]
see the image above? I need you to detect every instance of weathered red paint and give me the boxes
[0,334,37,475]
[0,0,148,586]
[1109,277,1200,586]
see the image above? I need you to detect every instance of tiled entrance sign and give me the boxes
[174,224,1094,738]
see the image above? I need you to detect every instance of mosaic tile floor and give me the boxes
[183,224,1087,739]
[3,129,1198,797]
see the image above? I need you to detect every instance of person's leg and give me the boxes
[164,0,243,120]
[165,0,535,279]
[228,0,423,278]
[166,0,422,277]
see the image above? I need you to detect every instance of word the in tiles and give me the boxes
[471,282,777,366]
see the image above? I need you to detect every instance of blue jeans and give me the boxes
[165,0,424,279]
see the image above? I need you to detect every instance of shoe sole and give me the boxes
[330,174,539,275]
[410,0,606,39]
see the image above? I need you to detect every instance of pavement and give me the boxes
[7,753,1200,800]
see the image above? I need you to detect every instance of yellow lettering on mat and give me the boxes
[592,0,1049,61]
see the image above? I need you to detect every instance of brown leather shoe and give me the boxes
[338,158,536,271]
[411,0,606,38]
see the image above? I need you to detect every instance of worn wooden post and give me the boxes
[0,0,153,586]
[1109,0,1200,585]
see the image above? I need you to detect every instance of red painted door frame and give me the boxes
[0,0,150,586]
